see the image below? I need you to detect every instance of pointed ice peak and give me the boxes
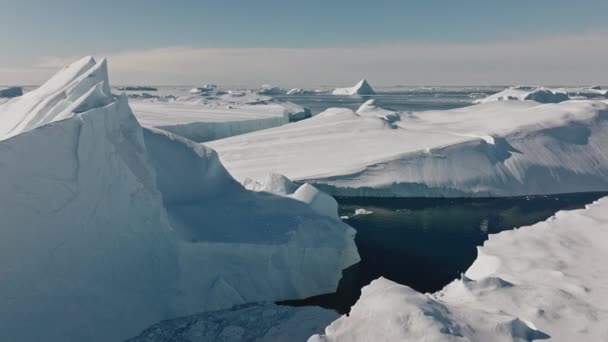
[332,79,376,96]
[0,56,113,141]
[356,99,399,124]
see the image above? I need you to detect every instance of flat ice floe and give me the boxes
[130,91,310,142]
[0,57,358,342]
[208,98,608,197]
[310,197,608,341]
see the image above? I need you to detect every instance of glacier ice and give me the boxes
[208,96,608,197]
[310,197,608,341]
[332,79,376,96]
[0,57,358,342]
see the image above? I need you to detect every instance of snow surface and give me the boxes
[131,91,311,142]
[474,87,569,104]
[128,303,338,342]
[310,197,608,341]
[208,98,608,197]
[332,79,376,96]
[0,57,358,342]
[0,86,23,98]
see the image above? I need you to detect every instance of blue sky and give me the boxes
[1,0,608,85]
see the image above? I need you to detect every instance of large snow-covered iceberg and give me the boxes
[131,91,311,142]
[332,79,376,95]
[310,197,608,341]
[0,57,358,342]
[474,87,569,104]
[208,98,608,197]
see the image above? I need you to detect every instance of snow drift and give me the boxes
[310,197,608,341]
[332,79,375,96]
[0,57,358,342]
[208,97,608,197]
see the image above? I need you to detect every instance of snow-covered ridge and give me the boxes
[208,97,608,197]
[0,57,358,342]
[310,197,608,341]
[474,87,569,104]
[332,79,376,95]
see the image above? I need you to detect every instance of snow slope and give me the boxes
[310,197,608,341]
[208,99,608,197]
[474,87,569,104]
[128,303,339,342]
[131,92,311,142]
[0,57,358,342]
[332,79,376,95]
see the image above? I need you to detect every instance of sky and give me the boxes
[1,0,608,86]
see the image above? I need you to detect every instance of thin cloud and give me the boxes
[3,31,608,87]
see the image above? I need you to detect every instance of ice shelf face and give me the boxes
[310,197,608,342]
[208,98,608,197]
[332,79,376,95]
[127,303,339,342]
[130,91,311,142]
[0,57,359,342]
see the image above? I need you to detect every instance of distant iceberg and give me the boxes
[474,87,569,104]
[332,79,376,95]
[131,91,311,142]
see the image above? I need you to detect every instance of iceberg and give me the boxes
[117,86,158,91]
[0,86,23,98]
[130,91,311,142]
[208,97,608,197]
[474,87,569,104]
[0,57,358,342]
[332,79,376,96]
[286,87,314,95]
[310,197,608,341]
[258,84,286,95]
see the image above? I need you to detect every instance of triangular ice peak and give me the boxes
[0,56,111,141]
